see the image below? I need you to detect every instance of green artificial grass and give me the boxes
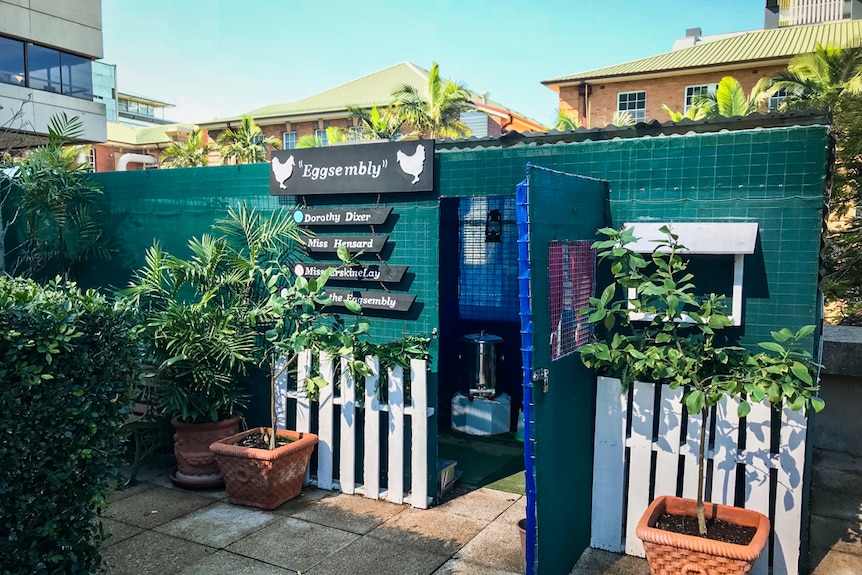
[438,429,526,495]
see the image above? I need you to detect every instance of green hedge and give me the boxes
[0,277,138,574]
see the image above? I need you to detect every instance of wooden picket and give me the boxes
[275,349,432,509]
[591,376,809,575]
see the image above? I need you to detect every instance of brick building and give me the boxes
[543,17,862,128]
[199,61,545,161]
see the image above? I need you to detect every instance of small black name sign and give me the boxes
[270,139,434,195]
[290,207,392,226]
[325,290,415,312]
[305,235,388,253]
[293,263,408,283]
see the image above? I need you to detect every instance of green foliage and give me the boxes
[296,126,350,149]
[391,62,472,139]
[348,105,411,141]
[0,276,138,574]
[554,109,584,131]
[12,114,108,278]
[121,203,305,423]
[661,103,707,122]
[692,76,775,119]
[160,126,215,168]
[216,116,281,164]
[609,111,636,127]
[580,226,822,534]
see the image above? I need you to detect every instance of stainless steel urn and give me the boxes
[460,333,503,396]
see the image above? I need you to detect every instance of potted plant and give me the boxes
[121,203,306,487]
[208,213,371,508]
[580,225,823,573]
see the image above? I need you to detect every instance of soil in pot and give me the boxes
[236,431,295,449]
[655,512,757,545]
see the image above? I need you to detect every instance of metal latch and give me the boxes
[532,368,549,393]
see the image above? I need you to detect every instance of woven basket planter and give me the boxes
[635,495,770,575]
[210,427,318,510]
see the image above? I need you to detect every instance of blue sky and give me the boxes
[102,0,764,127]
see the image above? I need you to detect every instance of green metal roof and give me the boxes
[203,61,539,126]
[545,19,862,84]
[106,122,194,145]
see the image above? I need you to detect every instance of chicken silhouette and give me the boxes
[271,155,296,189]
[395,144,425,184]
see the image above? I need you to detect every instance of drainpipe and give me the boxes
[117,153,157,171]
[578,81,590,128]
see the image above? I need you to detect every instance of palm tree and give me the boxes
[348,105,408,140]
[391,62,472,139]
[216,116,281,164]
[610,111,636,127]
[160,127,214,168]
[692,76,775,118]
[661,104,708,122]
[296,126,349,149]
[771,43,862,110]
[554,109,584,131]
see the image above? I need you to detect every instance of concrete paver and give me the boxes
[435,487,521,522]
[433,559,522,575]
[369,506,489,555]
[99,517,144,548]
[305,533,449,575]
[226,516,358,572]
[454,515,524,573]
[177,551,294,574]
[102,485,216,529]
[290,492,407,534]
[101,530,214,575]
[154,502,277,548]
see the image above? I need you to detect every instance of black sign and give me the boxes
[305,235,388,253]
[289,207,392,226]
[325,289,415,312]
[294,263,408,283]
[270,139,434,195]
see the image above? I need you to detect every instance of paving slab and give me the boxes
[306,534,449,575]
[568,548,650,575]
[98,517,143,548]
[270,486,333,516]
[809,514,862,556]
[178,550,294,574]
[434,487,521,522]
[107,480,157,504]
[369,506,488,555]
[103,485,216,528]
[433,559,521,575]
[226,516,357,572]
[290,492,406,534]
[100,530,214,575]
[807,546,862,575]
[154,502,277,548]
[453,515,523,573]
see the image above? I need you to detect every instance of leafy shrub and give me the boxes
[0,277,138,574]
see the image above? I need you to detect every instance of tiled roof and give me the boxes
[202,61,542,127]
[545,19,862,84]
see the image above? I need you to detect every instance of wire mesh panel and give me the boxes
[457,196,519,321]
[548,241,595,360]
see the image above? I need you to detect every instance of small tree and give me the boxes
[580,226,823,535]
[160,126,214,168]
[217,116,281,164]
[391,62,472,139]
[348,105,410,140]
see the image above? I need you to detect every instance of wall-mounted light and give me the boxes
[485,209,502,242]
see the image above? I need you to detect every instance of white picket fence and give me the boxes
[591,376,808,575]
[274,349,432,509]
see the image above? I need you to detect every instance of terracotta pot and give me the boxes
[171,415,241,487]
[210,427,318,510]
[636,495,770,575]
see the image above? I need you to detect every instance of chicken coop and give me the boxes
[88,111,829,575]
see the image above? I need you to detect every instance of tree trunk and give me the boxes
[697,406,708,536]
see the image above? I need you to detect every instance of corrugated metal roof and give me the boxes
[106,122,194,145]
[202,61,542,127]
[545,19,862,83]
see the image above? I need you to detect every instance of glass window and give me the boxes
[348,126,364,141]
[617,91,646,122]
[27,44,61,93]
[60,52,92,99]
[0,37,25,86]
[283,131,297,149]
[769,88,789,111]
[684,84,716,112]
[316,128,328,147]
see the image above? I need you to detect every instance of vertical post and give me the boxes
[409,359,428,509]
[317,351,334,490]
[340,355,356,495]
[363,355,381,499]
[387,365,405,504]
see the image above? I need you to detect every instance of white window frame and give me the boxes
[684,84,717,112]
[348,126,364,141]
[617,91,646,123]
[315,128,328,147]
[769,88,789,111]
[282,131,297,149]
[621,222,759,327]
